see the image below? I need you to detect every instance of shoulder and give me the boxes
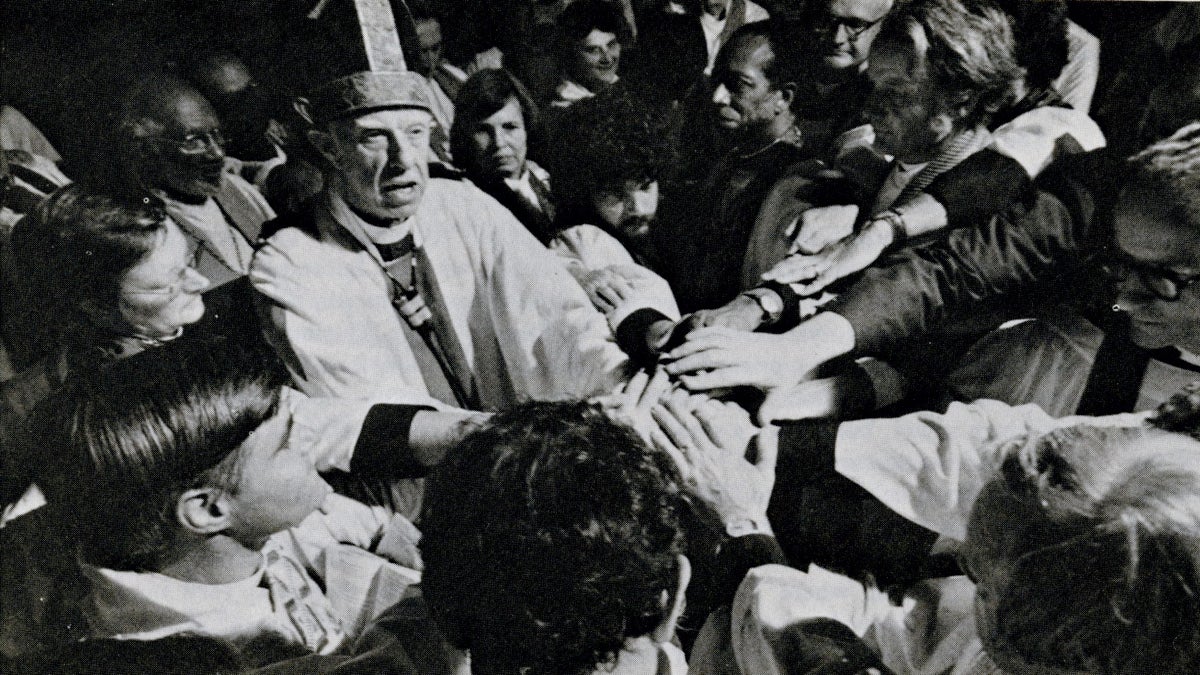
[744,1,769,22]
[259,207,320,242]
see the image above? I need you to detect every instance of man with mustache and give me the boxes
[250,69,630,410]
[543,91,680,361]
[117,75,275,289]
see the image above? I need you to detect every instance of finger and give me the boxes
[595,283,624,309]
[754,428,779,475]
[652,403,698,451]
[639,367,674,411]
[619,368,650,400]
[664,350,734,376]
[652,427,689,478]
[665,395,716,451]
[609,275,636,300]
[679,366,754,392]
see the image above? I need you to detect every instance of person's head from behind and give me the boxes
[119,74,228,200]
[799,0,895,75]
[862,0,1020,163]
[547,91,669,244]
[34,343,330,573]
[556,0,627,93]
[303,72,437,223]
[10,183,209,356]
[183,50,278,162]
[420,401,692,675]
[959,423,1200,674]
[451,69,534,183]
[1108,122,1200,354]
[41,635,247,675]
[1138,41,1200,147]
[991,0,1069,98]
[710,21,803,142]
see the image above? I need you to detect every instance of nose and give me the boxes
[712,83,731,105]
[389,134,420,169]
[183,266,211,293]
[630,189,656,219]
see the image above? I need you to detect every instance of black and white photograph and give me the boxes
[2,0,1200,672]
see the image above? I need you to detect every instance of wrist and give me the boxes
[740,289,783,327]
[873,209,906,249]
[726,515,773,538]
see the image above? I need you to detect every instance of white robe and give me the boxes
[250,178,628,407]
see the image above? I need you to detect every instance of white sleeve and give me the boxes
[480,204,631,400]
[834,400,1145,539]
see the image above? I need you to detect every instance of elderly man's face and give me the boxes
[323,108,433,222]
[711,34,784,137]
[144,91,227,199]
[1111,192,1200,354]
[862,38,950,163]
[809,0,893,75]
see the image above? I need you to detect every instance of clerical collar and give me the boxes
[345,202,411,246]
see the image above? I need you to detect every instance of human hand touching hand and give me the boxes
[594,367,676,445]
[788,204,859,255]
[649,392,778,537]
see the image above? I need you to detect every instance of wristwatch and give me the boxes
[742,288,785,326]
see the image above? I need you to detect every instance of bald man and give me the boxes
[118,74,275,288]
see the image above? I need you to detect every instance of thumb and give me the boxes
[753,425,779,475]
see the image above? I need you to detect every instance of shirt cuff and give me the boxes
[614,307,672,367]
[776,420,841,487]
[350,404,438,478]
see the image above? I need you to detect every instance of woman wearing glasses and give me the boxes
[2,184,210,514]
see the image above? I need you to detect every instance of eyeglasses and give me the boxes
[154,128,226,155]
[806,11,885,39]
[1101,253,1200,301]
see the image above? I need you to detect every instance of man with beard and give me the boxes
[250,68,630,408]
[543,91,680,364]
[116,74,275,289]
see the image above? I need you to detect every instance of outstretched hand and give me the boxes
[661,326,812,393]
[649,391,777,537]
[595,367,676,445]
[762,220,893,295]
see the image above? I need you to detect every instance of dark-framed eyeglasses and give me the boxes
[154,128,226,155]
[1101,253,1200,302]
[806,11,885,39]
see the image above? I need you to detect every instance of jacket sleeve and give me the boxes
[826,184,1097,356]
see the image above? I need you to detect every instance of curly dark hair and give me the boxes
[31,339,284,571]
[420,400,689,675]
[542,89,670,215]
[555,0,630,59]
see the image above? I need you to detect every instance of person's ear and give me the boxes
[653,554,693,643]
[307,128,342,169]
[176,487,233,535]
[777,83,796,112]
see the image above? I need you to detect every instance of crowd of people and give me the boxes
[2,0,1200,673]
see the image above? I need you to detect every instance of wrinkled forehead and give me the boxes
[331,107,435,135]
